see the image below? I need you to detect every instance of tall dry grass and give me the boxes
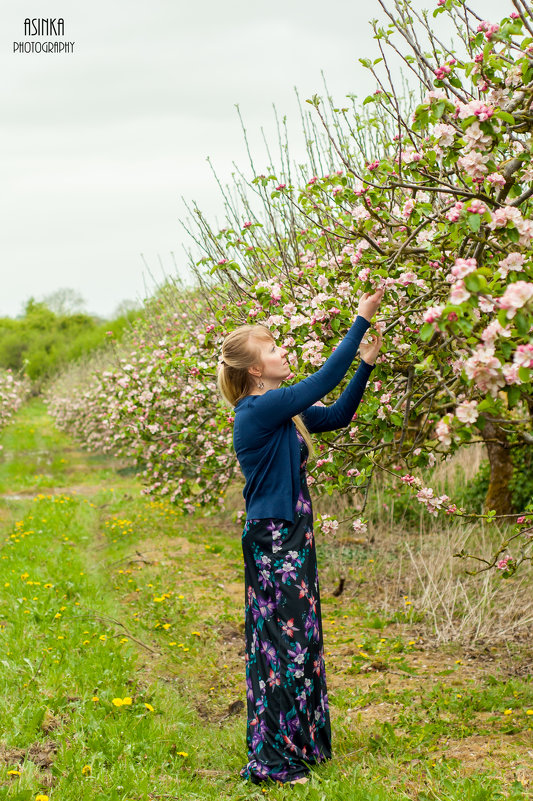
[316,444,532,645]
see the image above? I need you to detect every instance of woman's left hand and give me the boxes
[359,331,383,365]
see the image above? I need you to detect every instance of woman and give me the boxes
[218,290,383,784]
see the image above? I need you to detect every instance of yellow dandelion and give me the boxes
[122,696,132,706]
[81,765,91,775]
[504,709,513,715]
[92,696,99,702]
[176,751,188,757]
[99,635,106,641]
[526,709,533,715]
[144,703,154,712]
[35,795,49,801]
[112,698,124,707]
[7,769,21,775]
[162,623,171,630]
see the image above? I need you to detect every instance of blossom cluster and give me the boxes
[0,371,30,446]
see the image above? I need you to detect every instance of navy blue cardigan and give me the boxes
[233,315,374,522]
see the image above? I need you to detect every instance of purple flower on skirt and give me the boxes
[295,490,312,515]
[276,560,298,583]
[287,713,301,737]
[252,594,276,623]
[250,716,268,750]
[246,675,254,702]
[258,568,273,591]
[245,760,270,779]
[260,639,279,669]
[287,640,307,664]
[296,688,307,712]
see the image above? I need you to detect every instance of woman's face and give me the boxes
[251,337,291,385]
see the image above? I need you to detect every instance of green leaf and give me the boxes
[496,110,515,125]
[465,272,488,293]
[420,322,434,342]
[514,311,530,336]
[390,412,403,427]
[467,214,481,233]
[507,385,521,408]
[518,366,531,383]
[477,397,499,414]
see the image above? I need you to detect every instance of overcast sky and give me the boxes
[2,0,509,319]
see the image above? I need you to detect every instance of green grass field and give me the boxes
[0,401,531,800]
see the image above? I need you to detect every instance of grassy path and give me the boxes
[0,401,530,801]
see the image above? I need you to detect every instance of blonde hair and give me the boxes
[218,324,314,456]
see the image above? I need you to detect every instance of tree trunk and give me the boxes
[480,414,514,515]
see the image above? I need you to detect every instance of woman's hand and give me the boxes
[359,331,383,365]
[358,288,384,322]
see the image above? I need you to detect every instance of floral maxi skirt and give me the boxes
[240,443,331,782]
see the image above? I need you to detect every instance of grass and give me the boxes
[0,399,531,800]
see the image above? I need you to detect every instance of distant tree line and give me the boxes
[0,293,141,384]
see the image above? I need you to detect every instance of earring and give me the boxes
[257,379,265,389]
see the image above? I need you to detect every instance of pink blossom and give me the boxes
[477,21,500,40]
[516,516,526,524]
[402,198,415,218]
[352,518,368,535]
[456,99,494,121]
[275,184,286,191]
[464,121,493,153]
[449,279,471,305]
[468,199,487,215]
[435,64,451,80]
[498,252,524,279]
[423,305,444,324]
[502,364,521,385]
[401,474,418,486]
[351,205,371,222]
[401,147,422,164]
[446,202,464,222]
[319,515,339,535]
[487,172,506,187]
[481,319,510,345]
[433,122,455,148]
[451,258,477,279]
[457,150,490,180]
[496,556,512,570]
[455,400,479,424]
[367,160,379,171]
[488,205,523,230]
[499,281,533,318]
[464,346,504,395]
[513,343,533,369]
[435,418,452,449]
